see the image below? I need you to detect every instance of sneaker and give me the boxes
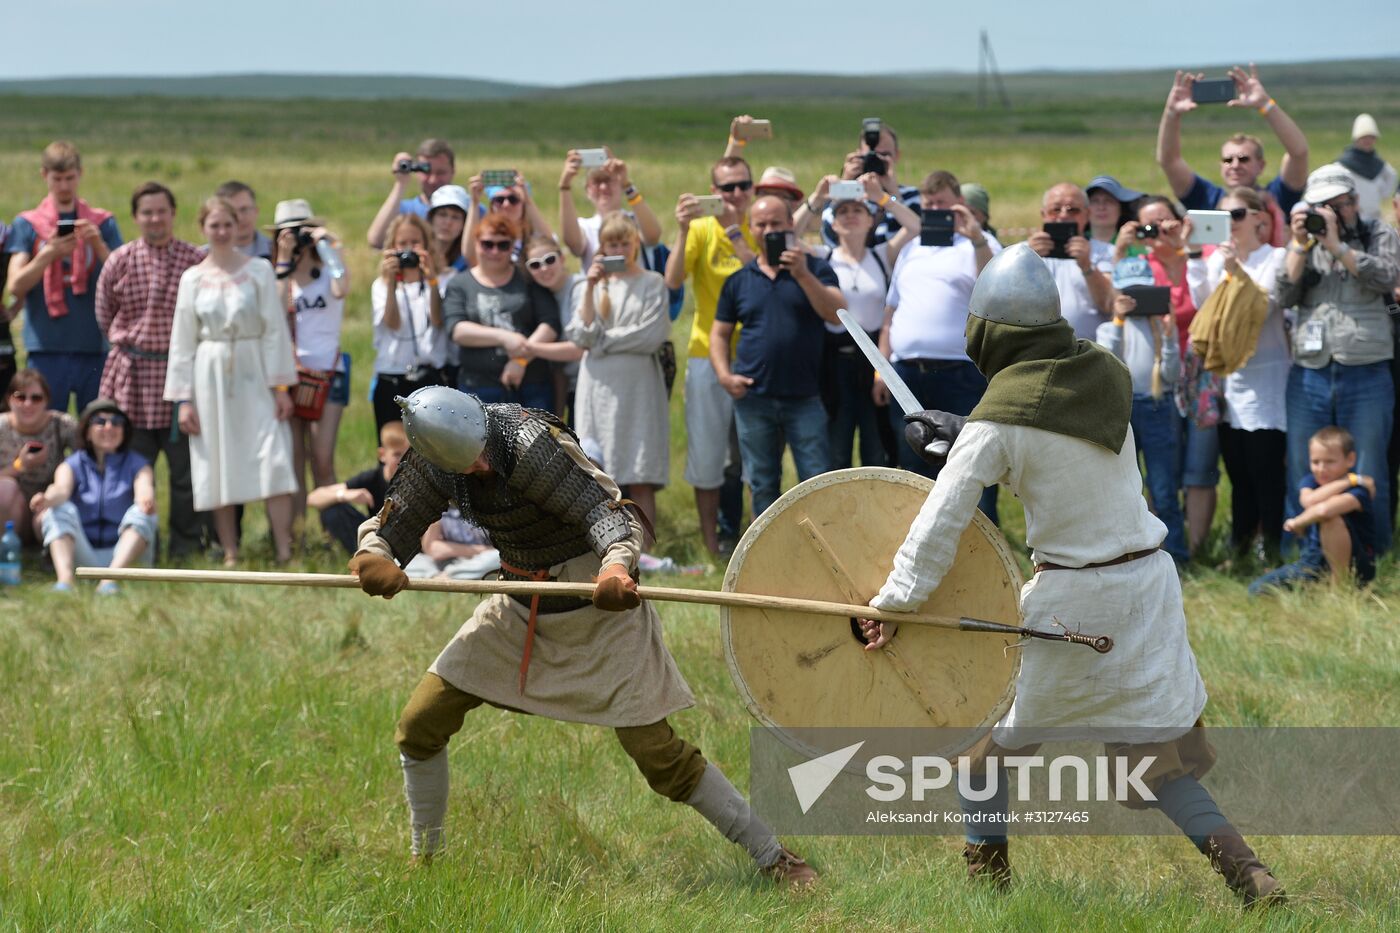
[761,846,818,890]
[96,581,120,596]
[51,581,74,593]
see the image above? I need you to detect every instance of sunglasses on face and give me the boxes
[10,392,46,403]
[1221,155,1253,165]
[525,253,560,270]
[91,414,126,427]
[715,180,754,194]
[491,194,522,207]
[478,239,513,253]
[1226,207,1254,221]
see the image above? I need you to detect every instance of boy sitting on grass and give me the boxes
[308,420,409,553]
[1250,426,1376,596]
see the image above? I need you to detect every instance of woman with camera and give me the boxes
[0,368,78,544]
[1115,197,1217,557]
[564,212,671,532]
[1187,187,1289,561]
[166,196,297,565]
[462,171,555,266]
[271,200,350,519]
[1277,166,1400,552]
[371,214,450,432]
[444,215,561,411]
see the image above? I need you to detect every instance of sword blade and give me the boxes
[837,308,922,417]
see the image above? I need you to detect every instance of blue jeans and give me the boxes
[734,394,831,518]
[27,350,104,414]
[889,359,997,524]
[464,381,555,414]
[1285,361,1394,552]
[1133,395,1189,563]
[827,344,887,469]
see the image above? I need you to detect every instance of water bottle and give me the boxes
[0,520,21,586]
[315,238,346,280]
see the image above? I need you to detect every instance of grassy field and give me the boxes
[3,67,1400,929]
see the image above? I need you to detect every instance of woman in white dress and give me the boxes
[562,212,671,533]
[165,197,298,564]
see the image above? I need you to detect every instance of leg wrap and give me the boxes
[684,762,782,869]
[401,750,450,857]
[614,719,707,802]
[1154,775,1228,848]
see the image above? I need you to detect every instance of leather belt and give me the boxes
[1034,547,1160,575]
[899,358,967,373]
[500,559,552,696]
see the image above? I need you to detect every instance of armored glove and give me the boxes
[348,552,409,599]
[903,410,967,467]
[593,563,641,611]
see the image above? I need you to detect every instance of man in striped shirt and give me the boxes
[95,181,206,557]
[795,120,922,249]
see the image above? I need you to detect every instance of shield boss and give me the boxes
[721,468,1023,761]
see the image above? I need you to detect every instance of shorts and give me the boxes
[1180,416,1220,488]
[329,352,352,406]
[682,356,735,490]
[40,501,157,568]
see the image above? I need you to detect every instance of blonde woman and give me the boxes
[562,212,671,532]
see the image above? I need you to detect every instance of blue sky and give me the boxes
[6,0,1395,85]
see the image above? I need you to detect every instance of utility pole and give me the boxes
[977,29,1011,110]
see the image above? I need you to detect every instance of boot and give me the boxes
[760,846,819,890]
[962,842,1010,889]
[1199,832,1286,908]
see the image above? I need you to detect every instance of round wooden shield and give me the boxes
[721,467,1023,764]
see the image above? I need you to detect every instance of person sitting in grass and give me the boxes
[34,399,157,594]
[1249,425,1376,595]
[307,420,409,554]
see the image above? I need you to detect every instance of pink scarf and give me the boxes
[20,196,113,318]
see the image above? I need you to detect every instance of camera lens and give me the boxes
[1136,224,1159,240]
[1303,212,1327,235]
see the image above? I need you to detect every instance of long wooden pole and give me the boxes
[75,567,1112,652]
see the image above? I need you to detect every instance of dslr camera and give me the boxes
[1303,210,1328,236]
[293,227,317,250]
[1135,224,1160,241]
[395,250,420,269]
[397,159,432,174]
[860,117,887,176]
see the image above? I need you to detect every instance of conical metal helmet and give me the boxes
[968,242,1062,327]
[396,386,488,473]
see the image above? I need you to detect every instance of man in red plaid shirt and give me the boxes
[96,182,206,557]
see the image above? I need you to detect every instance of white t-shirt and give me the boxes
[1042,238,1114,340]
[291,273,345,371]
[1186,244,1289,432]
[371,276,449,374]
[825,244,891,334]
[885,234,1003,361]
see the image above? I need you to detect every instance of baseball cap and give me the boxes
[1353,113,1381,141]
[960,183,991,219]
[755,166,804,201]
[1085,175,1144,204]
[1303,165,1357,205]
[428,184,471,216]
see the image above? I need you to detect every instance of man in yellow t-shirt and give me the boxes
[665,156,758,555]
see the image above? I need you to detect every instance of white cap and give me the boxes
[428,184,472,216]
[1352,113,1381,141]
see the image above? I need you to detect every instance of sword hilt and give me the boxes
[1062,632,1114,654]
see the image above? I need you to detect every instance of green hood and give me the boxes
[964,315,1132,454]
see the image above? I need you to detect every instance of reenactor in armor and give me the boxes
[348,386,816,887]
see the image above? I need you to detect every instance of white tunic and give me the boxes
[165,259,298,510]
[871,420,1207,746]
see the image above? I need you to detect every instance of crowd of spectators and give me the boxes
[3,67,1398,597]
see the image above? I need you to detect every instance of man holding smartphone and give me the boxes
[708,196,843,518]
[1155,65,1309,246]
[5,141,123,414]
[1024,183,1114,339]
[665,157,758,556]
[796,120,921,249]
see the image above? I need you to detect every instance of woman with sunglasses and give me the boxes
[371,214,449,433]
[564,212,671,532]
[461,171,556,267]
[0,368,79,544]
[520,235,587,419]
[33,399,157,593]
[443,216,561,411]
[1185,187,1288,561]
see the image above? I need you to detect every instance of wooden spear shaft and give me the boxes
[76,567,1112,652]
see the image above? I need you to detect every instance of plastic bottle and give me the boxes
[315,238,346,280]
[0,520,21,586]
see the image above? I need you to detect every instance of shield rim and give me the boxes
[720,467,1024,767]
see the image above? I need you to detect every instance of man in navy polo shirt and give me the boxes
[710,196,844,517]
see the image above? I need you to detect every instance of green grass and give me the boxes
[3,73,1400,928]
